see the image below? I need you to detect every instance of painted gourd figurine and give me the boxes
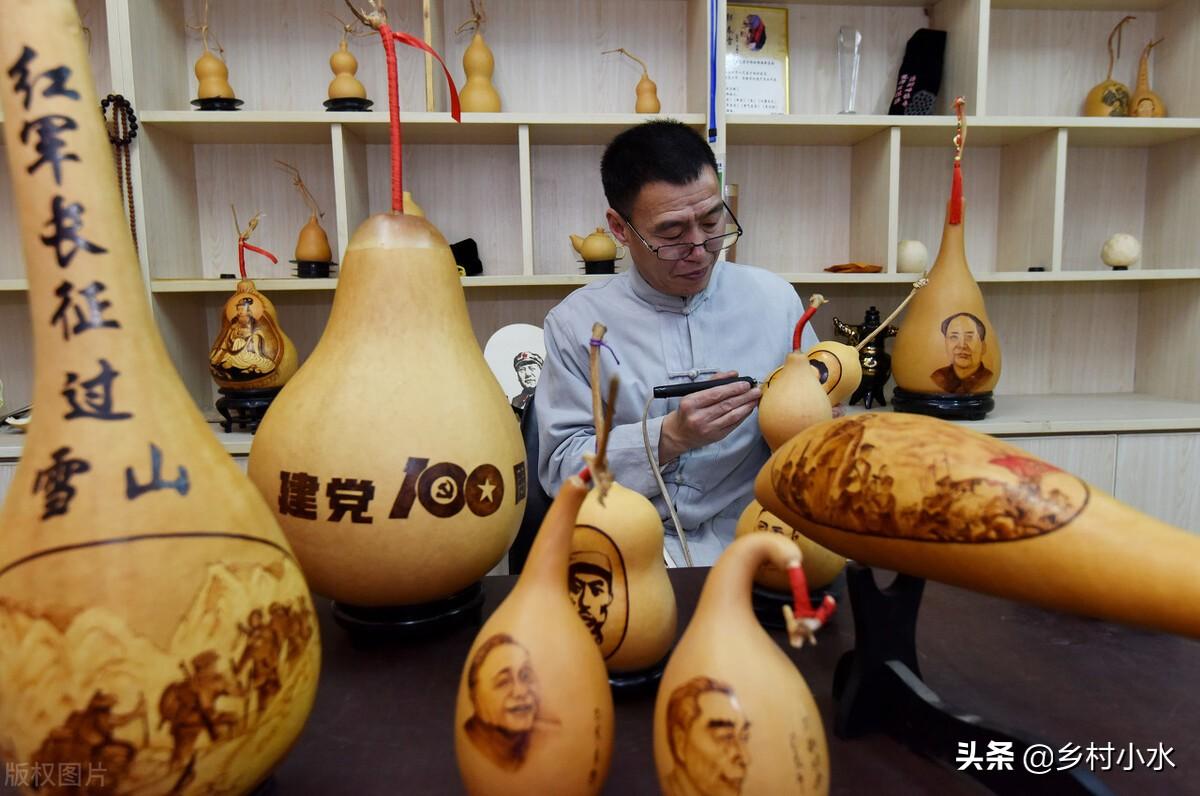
[456,465,613,795]
[1129,37,1166,117]
[189,0,240,109]
[891,98,1001,420]
[1083,16,1135,117]
[0,2,318,790]
[756,411,1200,640]
[654,533,835,795]
[457,0,501,113]
[569,325,676,680]
[603,47,661,113]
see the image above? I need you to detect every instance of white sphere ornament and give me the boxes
[897,239,929,273]
[1101,233,1141,269]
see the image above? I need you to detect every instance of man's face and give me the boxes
[474,644,538,733]
[944,315,984,376]
[607,167,724,298]
[569,570,613,636]
[516,363,540,389]
[679,691,751,795]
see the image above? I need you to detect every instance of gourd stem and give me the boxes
[792,294,828,351]
[1107,16,1136,81]
[586,323,618,504]
[602,48,650,77]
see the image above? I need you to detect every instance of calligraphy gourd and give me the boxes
[654,534,830,795]
[456,472,613,794]
[891,99,1001,417]
[734,500,845,594]
[247,197,526,607]
[756,412,1200,639]
[0,3,319,792]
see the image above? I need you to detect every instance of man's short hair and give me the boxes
[601,120,719,219]
[665,676,736,764]
[467,633,520,699]
[940,311,986,340]
[568,550,613,589]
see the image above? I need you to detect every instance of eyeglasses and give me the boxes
[620,200,744,262]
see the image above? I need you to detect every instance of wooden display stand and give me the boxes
[0,0,1199,532]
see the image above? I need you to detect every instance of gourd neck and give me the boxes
[693,535,799,627]
[517,476,590,595]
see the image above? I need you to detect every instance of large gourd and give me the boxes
[654,534,831,795]
[0,2,319,791]
[755,412,1200,639]
[568,325,676,675]
[456,471,614,794]
[890,99,1001,419]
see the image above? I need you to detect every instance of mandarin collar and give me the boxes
[626,259,721,315]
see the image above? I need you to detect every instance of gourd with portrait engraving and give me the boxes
[0,3,319,792]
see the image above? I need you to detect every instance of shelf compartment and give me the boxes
[987,3,1198,118]
[1062,135,1200,271]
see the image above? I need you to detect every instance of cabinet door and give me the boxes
[1115,433,1200,534]
[1001,435,1118,495]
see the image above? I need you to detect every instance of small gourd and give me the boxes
[604,48,661,114]
[1083,16,1134,117]
[458,2,502,113]
[757,295,834,451]
[569,325,676,675]
[654,534,834,795]
[277,160,334,263]
[189,7,235,100]
[1129,37,1166,117]
[735,500,845,593]
[455,469,613,794]
[329,39,367,100]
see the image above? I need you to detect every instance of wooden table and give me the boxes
[273,569,1199,795]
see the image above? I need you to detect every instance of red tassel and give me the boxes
[789,563,837,625]
[949,161,964,225]
[237,239,279,280]
[792,305,818,351]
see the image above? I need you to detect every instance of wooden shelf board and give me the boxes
[991,0,1173,9]
[3,393,1198,460]
[845,393,1200,436]
[140,111,336,144]
[0,279,29,292]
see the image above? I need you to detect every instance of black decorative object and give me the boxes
[834,306,897,409]
[833,564,1113,795]
[609,656,668,694]
[892,387,994,421]
[583,260,616,275]
[450,238,484,276]
[331,582,486,640]
[101,94,139,253]
[889,29,948,116]
[291,260,338,279]
[191,97,244,111]
[215,386,280,433]
[324,97,374,112]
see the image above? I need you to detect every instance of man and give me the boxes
[511,351,543,413]
[568,550,615,645]
[930,311,993,394]
[663,676,752,796]
[462,633,558,772]
[537,120,816,565]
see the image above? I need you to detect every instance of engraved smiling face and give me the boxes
[474,642,539,733]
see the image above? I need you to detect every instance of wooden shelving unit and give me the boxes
[1,0,1199,530]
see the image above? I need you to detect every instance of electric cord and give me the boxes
[642,394,693,568]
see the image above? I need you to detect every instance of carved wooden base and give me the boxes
[292,260,338,279]
[608,654,669,695]
[324,97,374,112]
[751,576,844,631]
[892,387,995,421]
[331,581,485,641]
[190,97,244,111]
[832,564,1112,795]
[215,387,281,433]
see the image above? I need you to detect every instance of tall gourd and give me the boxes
[247,2,524,610]
[569,325,676,675]
[890,98,1001,420]
[756,412,1200,639]
[0,2,319,791]
[456,471,614,794]
[654,534,834,795]
[458,0,501,113]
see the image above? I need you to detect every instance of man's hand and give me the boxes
[659,371,762,464]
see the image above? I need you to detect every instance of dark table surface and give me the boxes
[274,569,1199,795]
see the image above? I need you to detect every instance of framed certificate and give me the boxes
[725,4,790,115]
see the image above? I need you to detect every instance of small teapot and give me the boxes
[570,228,625,263]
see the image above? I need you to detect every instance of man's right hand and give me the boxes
[659,371,762,464]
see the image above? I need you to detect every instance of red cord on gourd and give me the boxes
[949,160,964,226]
[237,239,278,280]
[789,563,837,625]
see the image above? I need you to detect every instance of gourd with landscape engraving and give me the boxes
[0,3,318,791]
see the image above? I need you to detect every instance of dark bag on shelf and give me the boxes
[889,29,948,116]
[451,238,483,276]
